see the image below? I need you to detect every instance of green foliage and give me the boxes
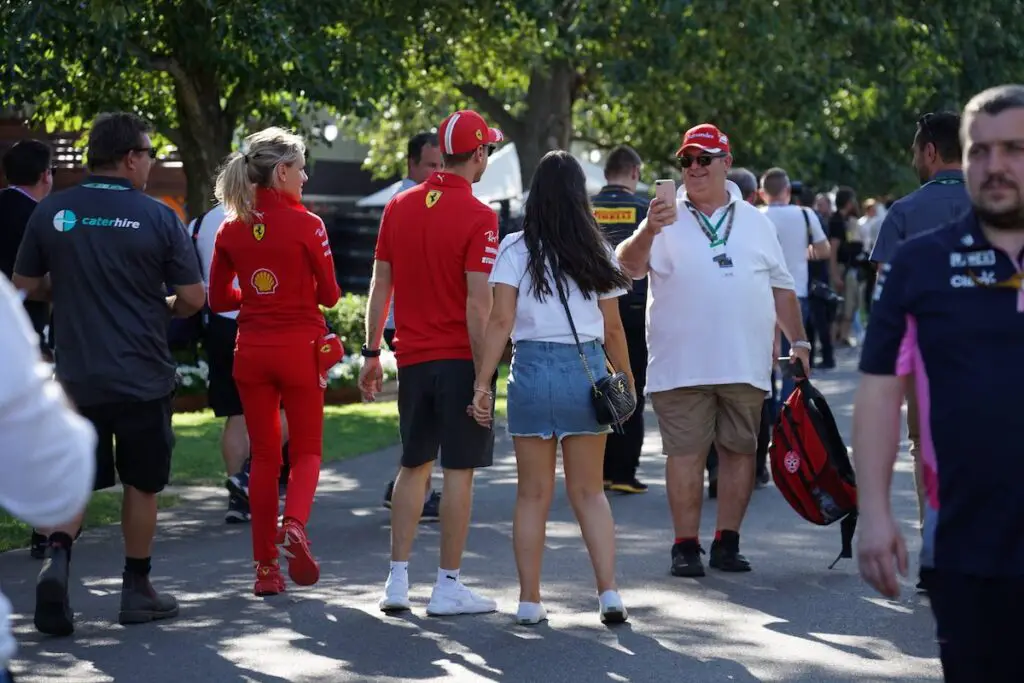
[323,294,368,356]
[0,0,418,216]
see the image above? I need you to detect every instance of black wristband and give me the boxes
[361,344,381,358]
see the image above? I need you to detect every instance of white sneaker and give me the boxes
[598,590,628,624]
[515,602,548,625]
[378,574,411,613]
[426,580,497,616]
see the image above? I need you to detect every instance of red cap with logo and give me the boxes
[438,110,504,155]
[676,123,731,157]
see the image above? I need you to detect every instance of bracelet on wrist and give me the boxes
[791,340,812,351]
[474,387,493,398]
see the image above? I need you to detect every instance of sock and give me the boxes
[389,560,409,577]
[674,536,698,546]
[125,556,152,577]
[48,531,74,562]
[716,529,739,547]
[437,567,460,586]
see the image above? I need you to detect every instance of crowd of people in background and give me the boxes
[2,79,1024,683]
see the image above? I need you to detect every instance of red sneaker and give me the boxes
[254,561,285,596]
[276,519,320,586]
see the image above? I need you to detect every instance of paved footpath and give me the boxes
[3,349,941,682]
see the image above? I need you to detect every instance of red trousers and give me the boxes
[234,341,324,563]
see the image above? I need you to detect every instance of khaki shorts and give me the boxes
[651,384,766,456]
[842,268,861,320]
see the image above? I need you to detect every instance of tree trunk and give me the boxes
[515,59,577,190]
[170,76,235,220]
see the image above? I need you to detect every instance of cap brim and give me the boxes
[675,143,725,156]
[486,127,504,145]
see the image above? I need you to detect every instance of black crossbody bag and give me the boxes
[552,276,636,433]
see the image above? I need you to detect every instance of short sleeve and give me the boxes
[869,204,906,263]
[828,213,846,242]
[859,253,913,375]
[13,205,50,278]
[489,234,525,288]
[465,210,498,274]
[374,200,394,262]
[163,212,202,287]
[809,210,827,243]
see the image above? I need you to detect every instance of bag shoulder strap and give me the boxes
[799,207,813,244]
[552,272,599,390]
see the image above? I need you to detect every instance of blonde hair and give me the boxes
[214,127,306,223]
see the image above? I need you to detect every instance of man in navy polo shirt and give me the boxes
[869,111,973,592]
[854,84,1024,682]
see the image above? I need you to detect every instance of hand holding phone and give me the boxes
[647,179,678,235]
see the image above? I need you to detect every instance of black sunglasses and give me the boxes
[123,147,158,159]
[485,144,497,156]
[676,153,726,169]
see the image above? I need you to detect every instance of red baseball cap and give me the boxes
[438,110,504,155]
[676,123,731,157]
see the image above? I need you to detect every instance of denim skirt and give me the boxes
[507,339,610,441]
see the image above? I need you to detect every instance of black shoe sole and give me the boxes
[225,512,251,524]
[34,577,73,637]
[601,608,628,624]
[709,559,752,573]
[118,605,180,625]
[670,564,706,578]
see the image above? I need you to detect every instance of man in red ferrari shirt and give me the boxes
[360,109,500,616]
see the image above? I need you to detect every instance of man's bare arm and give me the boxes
[466,271,493,373]
[810,239,831,260]
[364,260,393,350]
[11,273,51,302]
[615,225,656,280]
[772,287,808,343]
[852,374,905,514]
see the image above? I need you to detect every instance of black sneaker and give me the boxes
[225,493,251,524]
[607,479,649,494]
[755,468,771,488]
[420,490,441,523]
[709,540,752,572]
[708,474,718,500]
[118,572,179,625]
[670,542,706,577]
[225,469,250,503]
[917,567,935,594]
[30,530,47,560]
[35,545,73,636]
[383,481,395,510]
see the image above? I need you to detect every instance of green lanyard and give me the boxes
[688,203,736,248]
[923,177,964,189]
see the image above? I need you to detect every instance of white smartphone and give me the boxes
[654,179,675,205]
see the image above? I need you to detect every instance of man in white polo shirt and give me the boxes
[617,123,810,578]
[759,167,830,402]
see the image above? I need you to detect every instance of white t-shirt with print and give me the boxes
[192,204,237,320]
[489,232,627,344]
[760,204,827,298]
[643,183,795,394]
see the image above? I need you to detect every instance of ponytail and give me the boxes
[214,126,307,224]
[215,152,256,223]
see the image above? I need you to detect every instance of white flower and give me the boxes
[181,375,194,387]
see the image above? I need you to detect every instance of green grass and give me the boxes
[0,492,181,553]
[170,363,509,486]
[0,364,509,552]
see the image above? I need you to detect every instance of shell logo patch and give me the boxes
[253,223,266,241]
[251,268,279,295]
[475,129,483,140]
[425,190,442,208]
[783,450,801,474]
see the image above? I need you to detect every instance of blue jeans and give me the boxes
[508,339,611,441]
[779,297,810,406]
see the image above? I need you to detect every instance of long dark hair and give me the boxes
[522,150,632,301]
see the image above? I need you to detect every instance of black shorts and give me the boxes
[929,570,1024,682]
[383,327,396,353]
[77,393,175,494]
[205,314,243,417]
[398,359,494,470]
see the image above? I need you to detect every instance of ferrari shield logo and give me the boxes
[425,190,442,208]
[252,223,266,241]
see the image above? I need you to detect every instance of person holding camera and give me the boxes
[616,124,809,578]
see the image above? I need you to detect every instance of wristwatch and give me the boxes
[360,344,381,358]
[792,340,812,351]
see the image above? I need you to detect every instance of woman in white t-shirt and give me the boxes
[470,151,635,625]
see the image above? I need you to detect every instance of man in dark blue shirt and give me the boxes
[854,84,1024,682]
[14,112,206,637]
[592,145,650,493]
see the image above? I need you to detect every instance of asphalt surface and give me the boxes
[2,348,941,682]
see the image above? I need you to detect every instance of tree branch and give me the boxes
[455,82,522,138]
[571,133,612,149]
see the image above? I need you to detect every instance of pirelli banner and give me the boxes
[593,207,637,224]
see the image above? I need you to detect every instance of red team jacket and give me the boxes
[209,188,340,346]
